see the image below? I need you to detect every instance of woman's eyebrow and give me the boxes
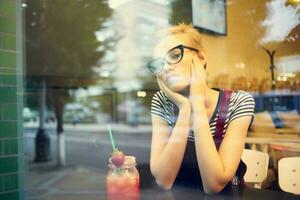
[154,45,179,58]
[155,42,185,58]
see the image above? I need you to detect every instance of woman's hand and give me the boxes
[157,76,190,110]
[189,55,207,109]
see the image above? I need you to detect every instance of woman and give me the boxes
[148,24,255,194]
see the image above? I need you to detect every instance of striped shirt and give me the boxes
[151,89,255,141]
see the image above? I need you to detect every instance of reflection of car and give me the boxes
[23,107,38,122]
[64,103,97,124]
[95,113,110,123]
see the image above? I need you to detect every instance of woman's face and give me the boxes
[153,34,205,92]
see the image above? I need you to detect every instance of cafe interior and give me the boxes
[0,0,300,199]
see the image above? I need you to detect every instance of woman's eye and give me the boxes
[169,53,181,59]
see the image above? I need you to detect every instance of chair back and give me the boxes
[242,149,269,188]
[278,157,300,194]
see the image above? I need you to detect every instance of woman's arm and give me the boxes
[150,103,191,189]
[192,106,252,194]
[189,56,253,194]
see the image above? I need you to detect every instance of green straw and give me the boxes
[107,124,116,151]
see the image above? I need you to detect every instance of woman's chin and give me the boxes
[168,83,188,92]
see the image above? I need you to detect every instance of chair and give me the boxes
[278,157,300,194]
[241,149,269,188]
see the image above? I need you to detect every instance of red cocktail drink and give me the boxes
[106,156,140,200]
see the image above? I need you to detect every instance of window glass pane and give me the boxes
[21,0,300,198]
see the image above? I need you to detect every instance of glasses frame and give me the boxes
[147,44,199,74]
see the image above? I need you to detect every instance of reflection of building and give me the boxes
[113,1,170,124]
[112,0,170,92]
[92,0,171,124]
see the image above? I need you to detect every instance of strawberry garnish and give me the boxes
[111,149,125,167]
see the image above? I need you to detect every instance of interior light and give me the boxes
[137,91,147,98]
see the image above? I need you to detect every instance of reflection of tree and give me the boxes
[259,0,300,91]
[25,0,112,166]
[261,47,276,91]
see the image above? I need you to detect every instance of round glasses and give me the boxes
[147,44,199,74]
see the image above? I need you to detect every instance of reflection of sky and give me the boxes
[108,0,132,9]
[109,0,169,9]
[260,0,300,44]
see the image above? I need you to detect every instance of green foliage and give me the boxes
[25,0,112,87]
[25,0,112,111]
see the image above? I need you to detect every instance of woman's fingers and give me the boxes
[190,56,206,102]
[161,79,174,97]
[191,56,206,81]
[196,57,205,74]
[157,75,190,109]
[193,55,204,69]
[157,76,163,90]
[157,76,167,91]
[158,76,180,98]
[157,76,171,97]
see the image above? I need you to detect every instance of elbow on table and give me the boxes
[150,166,174,190]
[150,164,175,190]
[203,184,225,195]
[152,173,175,190]
[203,177,230,194]
[155,177,174,190]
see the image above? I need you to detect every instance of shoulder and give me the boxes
[228,90,255,123]
[151,90,169,107]
[152,90,167,102]
[230,90,255,107]
[151,90,170,121]
[151,90,169,111]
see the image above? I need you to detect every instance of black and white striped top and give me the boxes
[151,89,255,141]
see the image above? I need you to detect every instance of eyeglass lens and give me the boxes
[147,46,183,74]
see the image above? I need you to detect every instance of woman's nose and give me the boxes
[163,62,175,73]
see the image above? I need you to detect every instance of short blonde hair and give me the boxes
[156,23,204,52]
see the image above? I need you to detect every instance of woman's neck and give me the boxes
[204,87,220,110]
[178,86,190,98]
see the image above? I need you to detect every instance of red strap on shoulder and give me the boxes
[213,89,232,149]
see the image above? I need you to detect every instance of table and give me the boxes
[141,186,299,200]
[275,128,300,135]
[137,164,299,200]
[269,142,300,153]
[245,134,300,153]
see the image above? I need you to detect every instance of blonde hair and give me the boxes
[156,23,204,52]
